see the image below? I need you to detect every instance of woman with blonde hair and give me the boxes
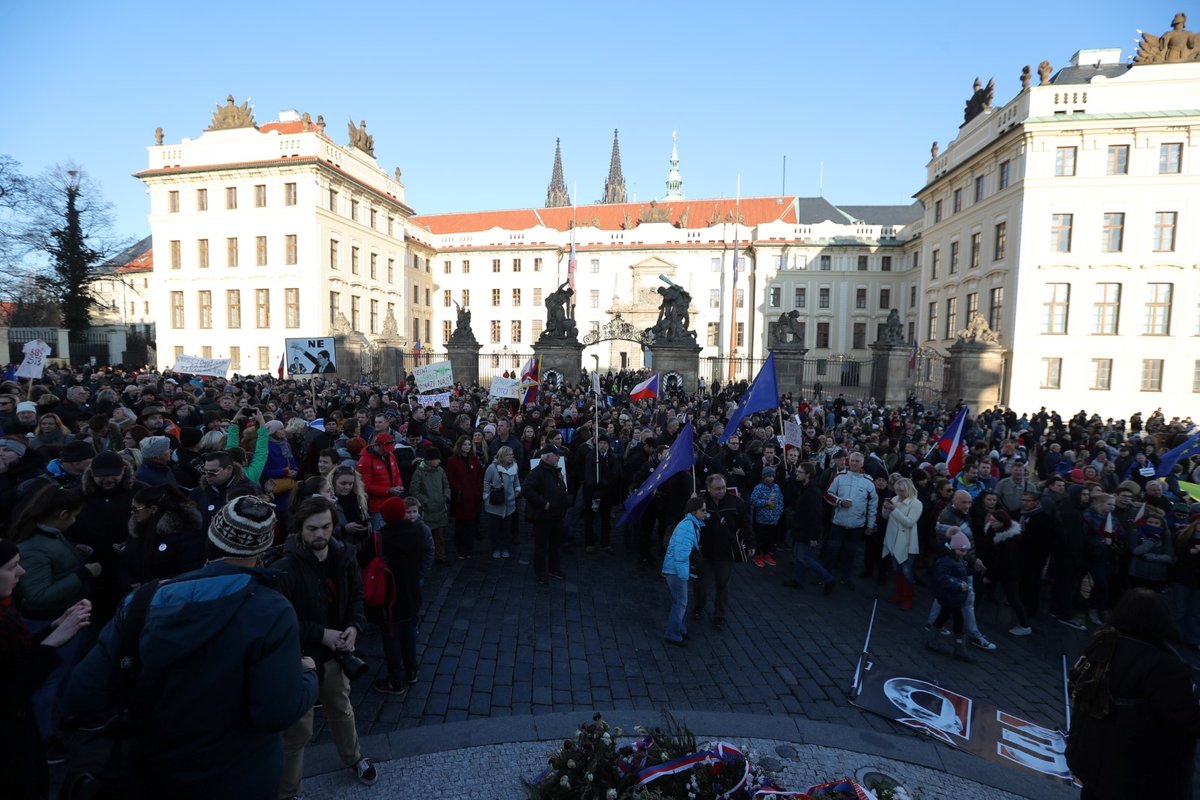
[483,445,521,559]
[881,476,923,610]
[329,464,371,560]
[30,413,72,450]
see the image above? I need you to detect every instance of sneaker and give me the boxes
[752,555,766,568]
[492,550,501,559]
[968,635,998,651]
[406,671,420,685]
[372,678,409,697]
[763,554,777,566]
[502,550,511,558]
[1054,615,1088,631]
[353,757,378,786]
[1008,626,1033,636]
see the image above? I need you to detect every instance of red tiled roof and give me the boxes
[413,196,797,235]
[259,119,322,135]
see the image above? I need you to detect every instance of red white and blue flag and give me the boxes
[518,356,540,405]
[568,236,577,291]
[934,405,970,477]
[909,337,918,370]
[630,373,659,402]
[277,352,285,380]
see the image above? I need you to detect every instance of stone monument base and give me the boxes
[869,342,913,408]
[446,340,482,387]
[534,339,585,386]
[770,345,808,398]
[947,340,1005,410]
[649,341,702,394]
[373,338,406,386]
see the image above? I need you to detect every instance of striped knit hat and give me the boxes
[208,496,277,557]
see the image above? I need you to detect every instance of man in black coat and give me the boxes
[273,497,376,796]
[582,435,621,553]
[522,446,571,584]
[784,461,836,593]
[694,473,754,629]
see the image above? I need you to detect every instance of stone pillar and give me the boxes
[769,344,808,398]
[533,339,585,386]
[332,332,371,380]
[869,341,913,408]
[445,340,482,387]
[102,326,128,367]
[947,339,1005,410]
[373,337,406,386]
[648,340,702,393]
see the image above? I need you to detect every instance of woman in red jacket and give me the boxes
[356,432,403,530]
[445,435,484,560]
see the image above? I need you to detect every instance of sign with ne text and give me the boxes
[285,337,337,376]
[416,391,452,407]
[488,376,523,400]
[173,354,231,376]
[413,360,454,392]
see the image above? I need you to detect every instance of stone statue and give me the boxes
[1038,60,1053,84]
[348,119,375,156]
[448,302,478,344]
[963,77,995,124]
[316,115,326,132]
[1020,65,1031,90]
[380,307,398,338]
[649,282,695,343]
[154,127,164,145]
[955,312,1000,345]
[879,309,906,345]
[207,94,256,131]
[394,167,402,182]
[331,311,354,336]
[301,111,312,126]
[1135,13,1200,64]
[773,310,804,345]
[542,281,578,340]
[931,141,939,159]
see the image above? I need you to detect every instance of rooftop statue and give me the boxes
[348,119,375,156]
[1020,65,1031,90]
[955,312,1000,345]
[879,309,906,345]
[207,95,256,131]
[1135,12,1200,64]
[1038,60,1053,84]
[154,127,164,145]
[380,308,399,339]
[963,77,995,124]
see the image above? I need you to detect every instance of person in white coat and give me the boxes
[482,446,521,559]
[882,477,922,610]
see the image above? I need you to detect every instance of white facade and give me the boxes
[917,49,1200,418]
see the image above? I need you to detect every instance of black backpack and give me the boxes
[1068,629,1119,720]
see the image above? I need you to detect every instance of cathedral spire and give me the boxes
[663,131,684,201]
[601,128,626,204]
[545,138,569,208]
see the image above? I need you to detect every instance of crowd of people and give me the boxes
[1,362,1198,798]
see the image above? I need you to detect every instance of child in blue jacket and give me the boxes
[661,497,706,645]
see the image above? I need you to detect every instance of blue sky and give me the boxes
[0,1,1181,243]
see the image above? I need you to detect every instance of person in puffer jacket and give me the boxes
[926,527,975,662]
[661,497,706,645]
[749,466,784,568]
[356,432,403,529]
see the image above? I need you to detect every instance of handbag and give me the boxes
[488,480,506,507]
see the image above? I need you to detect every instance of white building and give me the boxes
[917,42,1200,417]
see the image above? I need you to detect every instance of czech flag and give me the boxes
[934,405,969,477]
[630,373,659,402]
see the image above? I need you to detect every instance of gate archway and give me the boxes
[580,313,654,347]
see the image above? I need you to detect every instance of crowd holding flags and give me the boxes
[630,373,659,402]
[925,404,969,476]
[718,352,779,444]
[519,355,541,405]
[617,422,695,527]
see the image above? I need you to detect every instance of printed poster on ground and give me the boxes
[285,337,337,376]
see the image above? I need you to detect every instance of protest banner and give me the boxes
[173,354,231,376]
[413,360,454,392]
[15,339,52,379]
[284,337,337,375]
[488,376,522,400]
[783,419,803,451]
[417,391,452,407]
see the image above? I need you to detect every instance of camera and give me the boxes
[333,651,368,680]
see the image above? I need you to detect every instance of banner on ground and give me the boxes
[852,656,1077,787]
[173,354,231,376]
[15,339,52,379]
[413,360,454,393]
[416,391,452,407]
[284,337,337,376]
[488,376,522,400]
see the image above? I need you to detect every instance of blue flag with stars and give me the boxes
[1157,429,1200,478]
[617,422,694,528]
[718,352,779,444]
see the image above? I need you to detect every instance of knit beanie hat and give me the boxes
[380,496,408,523]
[16,401,37,414]
[0,539,19,569]
[208,495,277,557]
[140,436,171,460]
[949,530,971,550]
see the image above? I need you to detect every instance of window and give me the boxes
[1153,212,1178,252]
[534,257,543,272]
[1041,358,1063,389]
[927,301,939,340]
[490,320,501,344]
[735,322,745,347]
[443,260,451,274]
[930,249,939,279]
[816,322,830,349]
[196,188,208,211]
[1101,213,1125,253]
[584,289,597,309]
[589,259,600,274]
[512,288,521,306]
[988,287,1003,332]
[492,259,501,273]
[170,291,184,328]
[387,216,394,237]
[387,259,394,284]
[283,289,300,329]
[772,255,783,269]
[512,258,521,272]
[796,255,808,270]
[443,290,452,308]
[1092,359,1112,390]
[227,290,241,328]
[533,288,542,306]
[855,288,867,309]
[368,299,377,334]
[229,346,240,366]
[709,289,720,308]
[491,288,500,306]
[952,188,963,213]
[442,320,453,344]
[328,291,340,326]
[197,239,209,269]
[511,320,522,344]
[328,188,338,212]
[1106,145,1129,176]
[349,296,360,331]
[226,237,238,268]
[1141,359,1164,391]
[225,186,237,209]
[173,346,183,361]
[255,236,267,266]
[949,241,959,274]
[852,322,866,349]
[966,292,978,320]
[879,288,891,309]
[818,288,830,309]
[1052,214,1073,253]
[197,291,212,329]
[413,320,420,342]
[911,252,919,271]
[169,240,181,269]
[1055,147,1077,177]
[1159,143,1183,174]
[258,347,270,371]
[284,182,297,205]
[881,255,892,272]
[999,160,1010,190]
[329,239,338,270]
[1042,283,1070,334]
[769,286,781,308]
[974,175,985,203]
[255,289,270,328]
[370,253,377,280]
[461,289,469,307]
[934,200,943,223]
[1093,283,1121,334]
[707,322,719,347]
[349,199,358,222]
[461,260,470,274]
[970,232,981,268]
[168,191,179,213]
[794,287,807,308]
[819,255,831,271]
[710,257,721,272]
[993,222,1006,260]
[945,297,958,339]
[351,247,359,275]
[857,255,868,271]
[285,235,297,265]
[1145,283,1173,334]
[254,184,266,208]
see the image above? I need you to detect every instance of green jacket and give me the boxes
[409,460,451,528]
[17,526,89,618]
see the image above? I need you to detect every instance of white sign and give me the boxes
[413,360,454,392]
[15,339,52,379]
[284,337,337,376]
[488,376,522,400]
[783,420,803,451]
[173,354,231,376]
[417,391,452,407]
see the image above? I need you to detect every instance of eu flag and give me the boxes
[1157,430,1200,478]
[617,422,694,527]
[718,352,779,444]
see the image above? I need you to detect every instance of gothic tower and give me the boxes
[663,131,684,201]
[600,129,627,204]
[545,138,569,208]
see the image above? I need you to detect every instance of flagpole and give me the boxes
[727,176,741,383]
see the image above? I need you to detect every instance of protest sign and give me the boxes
[173,354,231,376]
[417,391,452,407]
[783,419,803,451]
[15,339,52,379]
[413,360,454,392]
[488,376,522,400]
[284,337,337,375]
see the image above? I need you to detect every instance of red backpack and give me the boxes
[362,532,395,608]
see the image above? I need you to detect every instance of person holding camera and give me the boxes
[273,497,377,797]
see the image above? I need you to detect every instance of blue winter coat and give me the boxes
[61,562,317,800]
[662,514,703,579]
[932,554,970,609]
[749,482,784,525]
